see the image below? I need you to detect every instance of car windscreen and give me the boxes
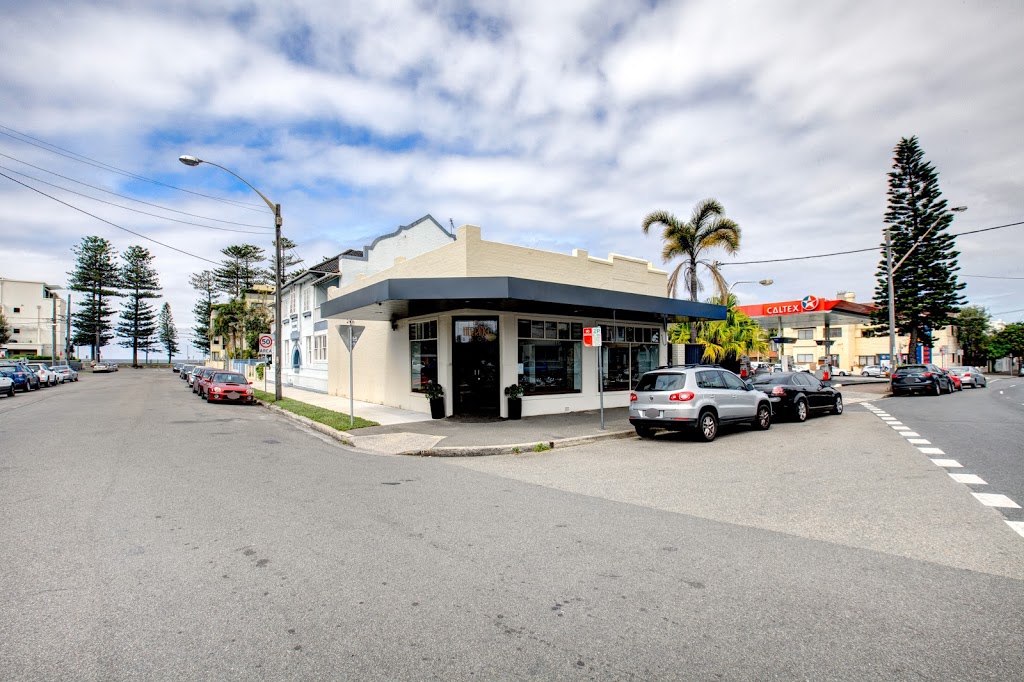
[896,365,929,374]
[635,373,686,391]
[212,373,247,384]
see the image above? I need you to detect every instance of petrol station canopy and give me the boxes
[736,295,876,330]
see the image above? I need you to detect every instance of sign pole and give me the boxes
[598,345,605,430]
[349,321,354,428]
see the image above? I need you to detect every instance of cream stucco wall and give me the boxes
[331,224,667,298]
[324,224,673,417]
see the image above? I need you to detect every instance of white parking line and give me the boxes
[885,421,904,425]
[972,493,1021,509]
[1007,522,1024,538]
[931,459,962,468]
[907,438,930,444]
[892,425,911,431]
[918,447,945,455]
[949,473,987,485]
[899,431,922,437]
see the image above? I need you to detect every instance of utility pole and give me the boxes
[51,297,57,365]
[66,294,72,361]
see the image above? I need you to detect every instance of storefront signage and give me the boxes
[737,295,839,318]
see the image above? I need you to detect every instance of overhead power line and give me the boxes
[0,170,218,265]
[0,123,266,213]
[0,164,273,235]
[961,274,1024,280]
[0,151,273,229]
[720,220,1024,266]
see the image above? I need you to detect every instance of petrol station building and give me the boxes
[737,292,963,372]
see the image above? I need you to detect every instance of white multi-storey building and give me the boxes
[279,215,456,392]
[0,278,69,360]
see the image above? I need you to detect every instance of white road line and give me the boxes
[972,493,1021,509]
[950,473,987,485]
[1000,390,1004,395]
[931,459,962,468]
[907,438,931,444]
[892,425,910,430]
[918,447,945,455]
[1007,521,1024,539]
[885,421,903,425]
[899,431,922,437]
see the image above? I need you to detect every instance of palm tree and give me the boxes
[642,199,741,343]
[670,294,769,362]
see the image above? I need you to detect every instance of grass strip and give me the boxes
[254,389,379,430]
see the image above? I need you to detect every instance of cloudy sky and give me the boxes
[2,0,1022,358]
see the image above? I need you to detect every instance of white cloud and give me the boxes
[2,0,1023,363]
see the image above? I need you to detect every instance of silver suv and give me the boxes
[629,365,773,442]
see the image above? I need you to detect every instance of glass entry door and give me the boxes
[452,318,500,415]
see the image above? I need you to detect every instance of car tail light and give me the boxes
[629,392,638,402]
[963,372,971,377]
[922,372,932,377]
[771,386,786,396]
[668,391,695,402]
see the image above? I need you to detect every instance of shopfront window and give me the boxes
[599,324,661,391]
[410,320,438,392]
[517,319,582,395]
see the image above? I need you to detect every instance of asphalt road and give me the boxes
[868,375,1024,528]
[2,371,1024,681]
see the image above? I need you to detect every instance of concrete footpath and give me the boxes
[261,380,883,457]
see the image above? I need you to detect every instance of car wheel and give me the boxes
[753,403,771,430]
[696,410,718,442]
[6,386,13,397]
[861,371,868,376]
[933,382,941,396]
[634,425,655,439]
[832,395,844,415]
[205,393,212,403]
[794,398,808,422]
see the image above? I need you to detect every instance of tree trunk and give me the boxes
[689,258,699,344]
[908,328,918,364]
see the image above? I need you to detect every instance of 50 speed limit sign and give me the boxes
[258,334,274,352]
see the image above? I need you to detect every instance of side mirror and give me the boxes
[744,380,753,390]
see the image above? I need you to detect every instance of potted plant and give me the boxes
[504,383,523,420]
[424,381,445,419]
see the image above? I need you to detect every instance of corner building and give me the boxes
[320,224,724,418]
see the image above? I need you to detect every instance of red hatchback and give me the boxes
[204,371,255,404]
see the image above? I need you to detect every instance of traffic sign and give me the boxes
[583,326,602,347]
[337,324,365,351]
[258,334,274,353]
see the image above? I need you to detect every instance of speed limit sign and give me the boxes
[258,334,274,352]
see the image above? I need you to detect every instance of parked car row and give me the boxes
[0,360,80,397]
[890,364,987,396]
[179,364,256,405]
[629,364,843,442]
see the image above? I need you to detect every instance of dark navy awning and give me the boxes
[319,277,726,324]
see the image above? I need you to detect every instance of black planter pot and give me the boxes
[429,397,445,419]
[507,398,522,420]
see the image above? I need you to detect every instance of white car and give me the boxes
[25,362,61,386]
[0,374,14,397]
[93,363,111,373]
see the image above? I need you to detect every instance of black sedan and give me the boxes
[891,364,955,396]
[750,371,843,422]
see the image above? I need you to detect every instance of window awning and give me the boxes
[319,277,726,324]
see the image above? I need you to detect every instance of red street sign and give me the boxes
[583,327,602,347]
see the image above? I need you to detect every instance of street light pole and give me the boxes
[179,155,284,401]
